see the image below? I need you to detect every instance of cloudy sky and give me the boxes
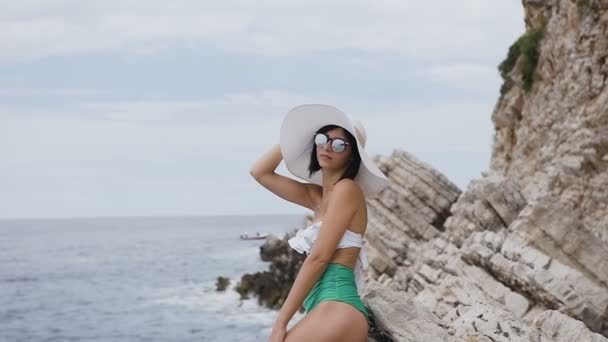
[0,1,525,219]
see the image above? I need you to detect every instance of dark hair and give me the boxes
[308,124,362,183]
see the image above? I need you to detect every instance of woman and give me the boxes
[249,104,389,342]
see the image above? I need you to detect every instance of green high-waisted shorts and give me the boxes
[303,263,369,322]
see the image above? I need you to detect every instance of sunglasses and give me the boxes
[313,132,351,153]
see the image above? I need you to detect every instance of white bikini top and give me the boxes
[287,220,369,296]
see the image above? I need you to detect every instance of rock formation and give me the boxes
[234,231,306,309]
[240,1,608,340]
[362,0,608,340]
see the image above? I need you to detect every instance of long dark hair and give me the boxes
[307,124,362,183]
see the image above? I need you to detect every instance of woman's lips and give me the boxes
[320,154,331,159]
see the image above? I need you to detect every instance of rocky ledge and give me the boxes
[233,229,305,310]
[238,1,608,340]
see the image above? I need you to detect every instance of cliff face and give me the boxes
[361,1,608,341]
[492,0,608,245]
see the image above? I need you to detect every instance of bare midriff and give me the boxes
[327,247,361,271]
[312,213,366,271]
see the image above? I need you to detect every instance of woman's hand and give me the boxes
[268,321,287,342]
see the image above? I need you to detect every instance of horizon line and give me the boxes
[0,212,307,222]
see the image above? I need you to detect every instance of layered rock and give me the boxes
[241,1,608,340]
[361,0,608,340]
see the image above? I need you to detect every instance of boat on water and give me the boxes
[239,232,269,240]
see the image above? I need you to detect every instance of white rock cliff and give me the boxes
[359,1,608,341]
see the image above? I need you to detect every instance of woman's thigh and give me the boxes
[284,301,368,342]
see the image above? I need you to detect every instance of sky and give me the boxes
[0,1,526,219]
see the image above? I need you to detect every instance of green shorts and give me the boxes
[303,263,370,322]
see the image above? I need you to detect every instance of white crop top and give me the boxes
[287,220,369,296]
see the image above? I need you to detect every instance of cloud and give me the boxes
[0,89,495,163]
[0,87,104,97]
[0,0,524,64]
[0,1,524,218]
[0,88,497,218]
[418,63,501,92]
[0,89,315,120]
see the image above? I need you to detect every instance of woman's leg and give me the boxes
[284,300,368,342]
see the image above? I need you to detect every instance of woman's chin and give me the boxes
[320,160,342,170]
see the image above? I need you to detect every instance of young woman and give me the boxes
[249,104,389,342]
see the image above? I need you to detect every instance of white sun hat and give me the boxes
[279,103,389,198]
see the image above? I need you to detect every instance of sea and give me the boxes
[0,214,309,342]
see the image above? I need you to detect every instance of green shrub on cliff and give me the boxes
[577,0,590,13]
[498,26,545,95]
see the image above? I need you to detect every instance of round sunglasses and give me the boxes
[313,132,351,153]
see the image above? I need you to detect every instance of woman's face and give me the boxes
[315,127,352,170]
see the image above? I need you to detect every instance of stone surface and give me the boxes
[527,310,608,342]
[243,1,608,340]
[233,228,305,309]
[361,1,608,340]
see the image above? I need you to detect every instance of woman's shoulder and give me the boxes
[334,180,367,234]
[334,179,364,198]
[331,179,365,215]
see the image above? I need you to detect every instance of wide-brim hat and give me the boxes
[279,104,389,198]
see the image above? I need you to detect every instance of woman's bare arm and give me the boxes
[249,143,317,210]
[249,144,283,177]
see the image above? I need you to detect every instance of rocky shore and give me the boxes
[235,1,608,340]
[232,229,305,310]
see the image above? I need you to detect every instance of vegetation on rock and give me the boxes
[498,26,545,95]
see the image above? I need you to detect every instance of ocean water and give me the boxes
[0,214,308,342]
